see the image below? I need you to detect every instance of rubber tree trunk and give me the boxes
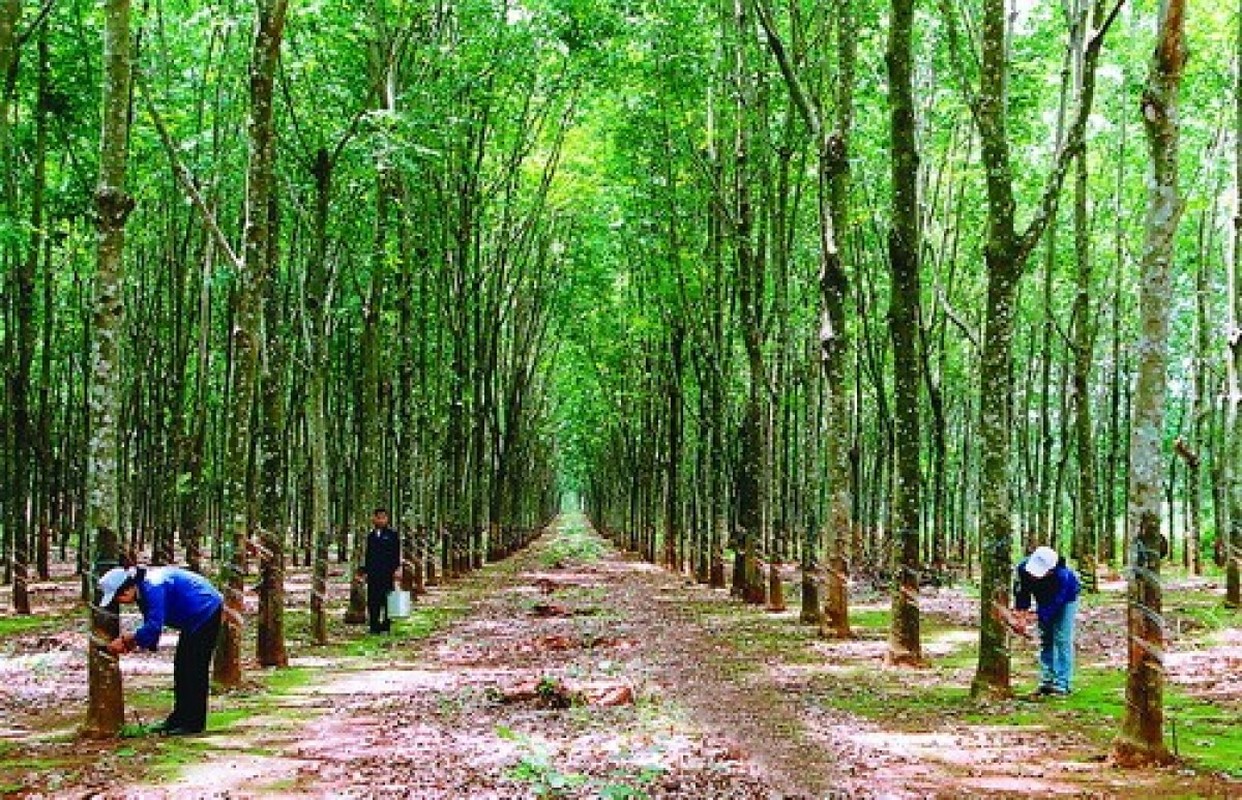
[729,0,766,607]
[82,0,134,739]
[0,5,13,595]
[257,195,288,669]
[751,0,855,635]
[967,0,1118,695]
[1227,0,1242,610]
[1113,0,1184,766]
[8,3,46,617]
[1070,0,1112,593]
[969,0,1024,696]
[216,0,289,686]
[885,0,923,665]
[1072,143,1100,593]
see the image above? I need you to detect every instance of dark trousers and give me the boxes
[169,606,222,731]
[367,579,393,633]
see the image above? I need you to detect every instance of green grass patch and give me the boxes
[927,642,979,671]
[542,524,607,566]
[0,615,60,639]
[0,756,63,770]
[395,605,459,638]
[819,664,1131,732]
[816,662,1240,776]
[1166,600,1237,642]
[828,677,968,721]
[1048,672,1242,776]
[324,604,459,657]
[206,707,250,730]
[147,739,219,778]
[120,722,157,739]
[256,665,316,694]
[1167,694,1242,777]
[725,622,821,665]
[846,608,890,631]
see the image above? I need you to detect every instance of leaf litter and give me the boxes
[0,516,1238,798]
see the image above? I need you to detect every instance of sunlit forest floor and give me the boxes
[1,515,1238,798]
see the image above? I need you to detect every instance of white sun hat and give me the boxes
[98,567,132,606]
[1024,546,1059,579]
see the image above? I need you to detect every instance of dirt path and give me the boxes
[4,516,1237,799]
[124,515,851,798]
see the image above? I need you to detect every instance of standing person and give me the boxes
[358,507,400,633]
[99,565,224,734]
[1013,545,1081,697]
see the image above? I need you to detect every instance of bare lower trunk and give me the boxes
[1114,0,1184,765]
[217,0,290,686]
[768,558,785,612]
[1228,0,1242,610]
[82,0,133,739]
[886,0,923,666]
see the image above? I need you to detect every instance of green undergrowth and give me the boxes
[258,664,316,694]
[336,609,455,657]
[542,519,607,566]
[0,614,63,639]
[1166,599,1237,641]
[844,607,890,630]
[818,632,1240,780]
[498,724,665,799]
[723,617,821,665]
[1165,694,1242,778]
[682,583,1238,781]
[145,734,243,781]
[276,602,462,659]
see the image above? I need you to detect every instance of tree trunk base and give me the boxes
[799,578,823,625]
[969,678,1012,701]
[884,649,926,668]
[1111,736,1175,768]
[818,620,854,640]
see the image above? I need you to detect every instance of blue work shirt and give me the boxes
[1013,556,1081,626]
[133,567,224,651]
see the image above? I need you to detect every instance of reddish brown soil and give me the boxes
[0,517,1238,799]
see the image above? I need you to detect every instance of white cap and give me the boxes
[1024,546,1059,579]
[98,567,131,606]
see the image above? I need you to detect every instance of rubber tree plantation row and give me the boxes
[0,0,1238,770]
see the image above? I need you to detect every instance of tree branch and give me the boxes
[1016,0,1128,263]
[750,0,822,137]
[136,76,243,271]
[15,0,55,48]
[937,284,980,350]
[936,0,983,129]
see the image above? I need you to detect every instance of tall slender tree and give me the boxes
[82,0,135,739]
[751,0,855,635]
[1113,0,1184,766]
[0,0,22,610]
[6,0,43,617]
[1070,0,1101,593]
[885,0,924,665]
[955,0,1122,696]
[1227,0,1242,610]
[215,0,289,687]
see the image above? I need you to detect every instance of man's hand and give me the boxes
[1013,610,1036,638]
[106,633,137,656]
